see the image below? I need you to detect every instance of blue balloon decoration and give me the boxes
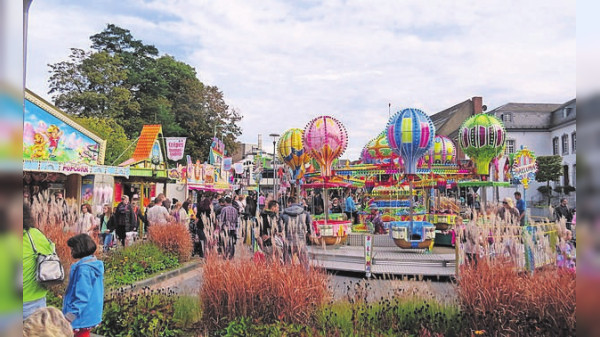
[386,108,436,174]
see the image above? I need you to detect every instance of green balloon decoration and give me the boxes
[458,114,506,175]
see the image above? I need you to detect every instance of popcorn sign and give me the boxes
[165,137,186,161]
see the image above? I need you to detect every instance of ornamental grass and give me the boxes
[148,222,193,263]
[200,252,330,331]
[456,259,576,336]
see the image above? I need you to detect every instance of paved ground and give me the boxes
[149,255,457,303]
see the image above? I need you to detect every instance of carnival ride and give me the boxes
[276,106,513,252]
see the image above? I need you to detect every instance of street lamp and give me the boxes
[269,133,280,200]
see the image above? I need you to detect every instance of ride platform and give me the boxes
[308,234,456,278]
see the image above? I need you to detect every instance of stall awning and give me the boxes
[24,160,130,178]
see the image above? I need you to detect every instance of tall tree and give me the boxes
[47,24,243,161]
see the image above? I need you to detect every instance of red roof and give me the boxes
[120,125,162,166]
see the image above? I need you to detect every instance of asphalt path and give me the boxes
[149,259,457,303]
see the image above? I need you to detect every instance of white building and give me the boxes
[489,99,576,207]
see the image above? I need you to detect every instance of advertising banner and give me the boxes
[165,137,186,161]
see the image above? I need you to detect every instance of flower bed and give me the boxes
[94,289,201,337]
[104,242,179,288]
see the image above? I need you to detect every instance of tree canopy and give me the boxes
[48,24,242,163]
[73,116,133,165]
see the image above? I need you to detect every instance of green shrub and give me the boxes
[173,296,202,329]
[218,317,314,337]
[317,297,464,336]
[104,242,179,288]
[95,288,196,337]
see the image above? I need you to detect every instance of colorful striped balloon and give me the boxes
[386,108,435,174]
[360,131,402,166]
[277,128,311,180]
[458,114,506,175]
[303,116,348,177]
[419,135,456,167]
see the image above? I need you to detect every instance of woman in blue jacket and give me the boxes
[63,234,104,337]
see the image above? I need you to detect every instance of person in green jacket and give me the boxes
[23,204,55,319]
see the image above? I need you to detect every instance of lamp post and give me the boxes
[269,133,280,200]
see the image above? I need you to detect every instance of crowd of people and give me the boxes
[457,193,576,272]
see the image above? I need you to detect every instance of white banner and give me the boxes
[165,137,186,161]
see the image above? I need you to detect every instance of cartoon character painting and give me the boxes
[43,124,63,157]
[23,98,103,164]
[30,133,49,160]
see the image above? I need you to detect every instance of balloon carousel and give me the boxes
[457,113,508,200]
[302,116,352,245]
[276,128,311,196]
[386,108,437,249]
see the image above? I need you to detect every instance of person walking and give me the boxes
[281,196,312,266]
[555,198,574,230]
[97,204,116,252]
[131,195,147,234]
[498,197,520,224]
[75,204,97,236]
[258,192,266,212]
[63,234,104,337]
[514,191,526,226]
[213,197,226,217]
[198,194,212,219]
[344,192,358,224]
[259,200,282,261]
[218,197,239,259]
[23,204,55,319]
[114,195,135,247]
[146,195,171,226]
[367,204,385,234]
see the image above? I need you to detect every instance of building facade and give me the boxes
[489,99,576,206]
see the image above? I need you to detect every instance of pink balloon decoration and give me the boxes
[303,116,348,177]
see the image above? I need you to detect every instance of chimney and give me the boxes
[257,134,263,153]
[472,96,483,114]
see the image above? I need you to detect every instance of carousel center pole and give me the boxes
[324,184,329,225]
[409,176,414,238]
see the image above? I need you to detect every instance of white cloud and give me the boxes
[26,0,575,160]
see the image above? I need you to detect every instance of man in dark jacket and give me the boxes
[281,196,312,266]
[218,197,239,259]
[555,198,573,230]
[245,192,258,219]
[114,195,136,246]
[260,200,281,260]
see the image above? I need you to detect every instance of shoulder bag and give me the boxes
[26,230,64,286]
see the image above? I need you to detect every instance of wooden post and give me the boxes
[140,181,145,237]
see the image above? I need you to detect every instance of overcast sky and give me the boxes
[26,0,575,160]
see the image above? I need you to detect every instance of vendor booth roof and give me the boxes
[119,124,163,166]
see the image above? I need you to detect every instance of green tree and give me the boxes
[536,155,563,205]
[73,116,134,165]
[48,24,242,160]
[48,49,140,120]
